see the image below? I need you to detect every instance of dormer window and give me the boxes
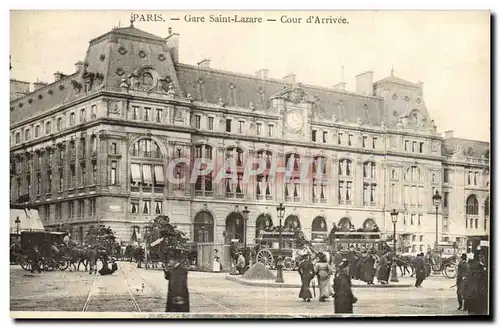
[141,72,154,86]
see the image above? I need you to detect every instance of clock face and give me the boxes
[286,111,303,132]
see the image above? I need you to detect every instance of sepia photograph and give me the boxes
[8,10,490,319]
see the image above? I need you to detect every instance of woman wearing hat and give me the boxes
[164,250,190,312]
[297,254,314,302]
[333,259,357,314]
[314,252,333,302]
[456,253,469,310]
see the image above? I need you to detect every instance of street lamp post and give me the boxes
[390,209,399,283]
[15,217,21,235]
[275,203,285,283]
[432,190,442,249]
[242,206,250,259]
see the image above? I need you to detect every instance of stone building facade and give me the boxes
[9,25,490,252]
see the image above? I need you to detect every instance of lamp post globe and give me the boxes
[390,209,399,283]
[275,203,285,283]
[433,190,442,250]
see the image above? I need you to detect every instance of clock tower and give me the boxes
[270,86,315,142]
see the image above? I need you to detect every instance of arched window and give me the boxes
[225,147,244,198]
[130,138,163,158]
[46,121,51,134]
[362,218,378,231]
[57,118,63,131]
[141,72,154,86]
[35,125,41,138]
[312,216,327,232]
[363,161,376,179]
[255,214,273,238]
[256,150,273,200]
[225,212,244,244]
[15,132,20,144]
[284,215,301,230]
[194,211,214,243]
[466,195,479,215]
[285,153,301,172]
[24,129,30,141]
[313,156,327,203]
[338,217,351,232]
[194,144,213,197]
[338,159,353,205]
[404,166,421,182]
[130,139,164,194]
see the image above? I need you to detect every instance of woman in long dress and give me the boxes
[314,252,333,302]
[298,255,314,302]
[333,260,357,314]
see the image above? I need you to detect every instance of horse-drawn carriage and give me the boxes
[18,231,70,271]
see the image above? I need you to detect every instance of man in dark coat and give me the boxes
[359,251,375,285]
[164,251,190,312]
[456,253,469,310]
[29,245,42,274]
[464,252,488,315]
[414,253,426,288]
[298,254,314,302]
[376,253,390,284]
[333,260,357,314]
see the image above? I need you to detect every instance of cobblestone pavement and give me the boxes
[10,262,463,316]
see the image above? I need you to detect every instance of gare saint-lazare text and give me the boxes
[183,14,349,24]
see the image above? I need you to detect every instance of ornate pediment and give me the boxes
[270,86,315,104]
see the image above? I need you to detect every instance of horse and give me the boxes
[394,255,415,277]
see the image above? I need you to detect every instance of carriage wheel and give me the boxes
[256,249,274,269]
[442,263,457,279]
[58,260,69,271]
[20,258,31,271]
[43,258,57,271]
[283,257,295,271]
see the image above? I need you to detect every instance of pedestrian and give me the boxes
[298,254,314,302]
[164,250,190,313]
[333,259,357,314]
[456,253,469,310]
[29,245,42,274]
[414,253,426,288]
[236,251,246,275]
[314,252,333,302]
[464,251,488,315]
[99,258,118,276]
[213,256,221,272]
[376,253,390,284]
[136,246,145,268]
[359,249,375,285]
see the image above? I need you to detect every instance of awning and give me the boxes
[142,165,152,184]
[10,208,45,234]
[154,165,165,184]
[130,164,141,182]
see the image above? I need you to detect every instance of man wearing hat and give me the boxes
[333,259,357,314]
[164,250,190,312]
[414,253,426,288]
[456,253,469,310]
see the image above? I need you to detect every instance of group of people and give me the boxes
[297,252,357,313]
[456,252,489,315]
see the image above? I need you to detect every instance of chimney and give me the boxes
[33,81,48,91]
[444,130,454,139]
[255,69,269,79]
[197,59,211,69]
[283,74,296,85]
[333,82,346,91]
[166,30,180,63]
[54,71,65,82]
[355,71,374,95]
[75,61,84,73]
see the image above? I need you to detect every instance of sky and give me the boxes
[10,10,490,142]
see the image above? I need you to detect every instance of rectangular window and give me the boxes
[474,172,478,185]
[346,181,352,201]
[363,183,369,205]
[110,161,117,185]
[418,186,424,206]
[143,200,151,214]
[69,202,74,218]
[443,169,450,183]
[80,108,86,123]
[419,235,424,242]
[348,134,353,146]
[91,136,97,155]
[207,117,214,130]
[78,200,84,217]
[256,123,262,136]
[154,165,165,185]
[370,184,376,203]
[111,142,117,154]
[338,182,344,202]
[81,139,86,158]
[91,105,97,120]
[238,121,244,133]
[468,171,472,185]
[419,142,424,153]
[36,175,41,195]
[92,163,97,185]
[418,214,422,226]
[323,131,328,143]
[133,106,140,120]
[90,198,96,216]
[70,165,75,186]
[225,119,232,132]
[391,183,397,203]
[69,112,75,126]
[59,170,64,191]
[411,214,416,225]
[372,137,377,149]
[45,205,50,220]
[195,115,201,129]
[144,107,151,121]
[405,140,409,151]
[130,200,139,214]
[155,201,162,214]
[156,108,163,123]
[47,171,52,193]
[362,136,367,148]
[443,191,449,208]
[338,132,343,145]
[268,124,274,137]
[46,121,51,134]
[80,163,86,186]
[311,130,317,142]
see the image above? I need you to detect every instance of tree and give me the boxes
[85,224,116,252]
[143,215,190,261]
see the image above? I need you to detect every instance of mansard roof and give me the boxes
[442,137,490,159]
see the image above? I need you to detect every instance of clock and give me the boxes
[286,111,303,132]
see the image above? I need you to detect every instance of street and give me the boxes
[10,262,463,317]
